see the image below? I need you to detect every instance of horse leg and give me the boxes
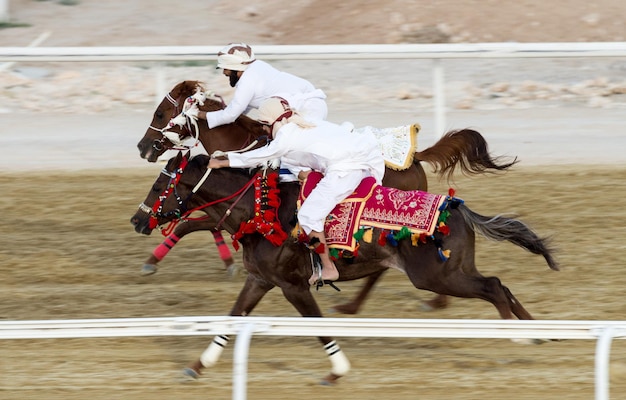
[140,221,237,276]
[332,269,386,314]
[501,285,533,320]
[280,286,351,385]
[421,294,450,311]
[184,273,275,379]
[141,226,190,275]
[211,230,239,277]
[407,259,518,320]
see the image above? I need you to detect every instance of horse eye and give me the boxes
[156,111,164,119]
[151,185,161,193]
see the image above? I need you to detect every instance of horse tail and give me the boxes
[415,128,518,182]
[457,203,559,271]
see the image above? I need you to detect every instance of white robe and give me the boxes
[206,60,328,128]
[227,120,385,233]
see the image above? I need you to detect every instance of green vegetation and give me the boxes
[0,21,31,29]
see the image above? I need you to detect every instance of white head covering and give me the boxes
[216,43,256,71]
[257,97,316,135]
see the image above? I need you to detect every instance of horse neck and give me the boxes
[181,168,300,238]
[198,115,266,154]
[182,168,257,233]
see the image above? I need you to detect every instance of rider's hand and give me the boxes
[298,170,312,181]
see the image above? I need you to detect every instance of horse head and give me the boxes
[130,151,265,237]
[136,80,227,162]
[137,80,268,163]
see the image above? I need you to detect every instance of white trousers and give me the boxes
[298,169,369,234]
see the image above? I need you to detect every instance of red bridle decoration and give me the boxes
[148,155,190,230]
[231,171,287,250]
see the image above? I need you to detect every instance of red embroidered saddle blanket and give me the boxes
[299,172,446,251]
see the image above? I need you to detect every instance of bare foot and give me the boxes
[309,268,339,286]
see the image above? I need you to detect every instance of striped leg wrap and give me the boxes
[200,335,230,367]
[324,341,351,376]
[152,233,180,260]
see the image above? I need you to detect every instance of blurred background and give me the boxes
[2,0,626,169]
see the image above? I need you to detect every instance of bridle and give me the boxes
[138,153,191,230]
[138,153,257,236]
[148,89,227,152]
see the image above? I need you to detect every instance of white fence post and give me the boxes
[594,326,616,400]
[233,322,256,400]
[0,0,8,23]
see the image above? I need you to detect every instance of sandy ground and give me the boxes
[2,1,626,399]
[1,165,626,400]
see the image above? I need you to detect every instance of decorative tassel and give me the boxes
[266,172,278,187]
[232,239,240,251]
[411,233,419,246]
[448,188,455,197]
[386,232,398,246]
[378,230,387,246]
[329,248,339,260]
[438,248,451,261]
[393,226,412,241]
[438,222,450,235]
[314,243,325,254]
[353,228,365,242]
[438,209,451,224]
[362,229,373,243]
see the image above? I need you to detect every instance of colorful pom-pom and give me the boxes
[363,228,373,243]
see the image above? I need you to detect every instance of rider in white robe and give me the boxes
[208,97,385,286]
[197,43,328,128]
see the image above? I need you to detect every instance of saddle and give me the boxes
[298,171,446,252]
[352,123,420,171]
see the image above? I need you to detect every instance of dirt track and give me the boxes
[1,164,626,400]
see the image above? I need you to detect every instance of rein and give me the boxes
[142,155,258,236]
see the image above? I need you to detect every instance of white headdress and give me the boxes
[216,43,256,71]
[257,97,316,135]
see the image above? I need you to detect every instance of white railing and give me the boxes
[2,42,626,136]
[1,316,625,400]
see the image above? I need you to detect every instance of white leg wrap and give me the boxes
[324,340,351,376]
[200,335,230,367]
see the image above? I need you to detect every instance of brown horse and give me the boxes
[130,152,558,384]
[136,80,517,313]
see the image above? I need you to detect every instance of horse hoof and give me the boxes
[226,263,240,278]
[331,304,359,315]
[511,338,548,345]
[320,373,341,386]
[141,264,158,276]
[182,367,200,380]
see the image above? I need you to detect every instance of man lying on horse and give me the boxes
[208,96,385,286]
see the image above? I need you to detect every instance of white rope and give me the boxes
[192,167,212,194]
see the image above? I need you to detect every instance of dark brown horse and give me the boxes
[136,80,517,313]
[130,152,558,384]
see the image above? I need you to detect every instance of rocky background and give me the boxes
[1,0,626,114]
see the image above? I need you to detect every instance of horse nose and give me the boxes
[152,140,164,151]
[137,142,148,158]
